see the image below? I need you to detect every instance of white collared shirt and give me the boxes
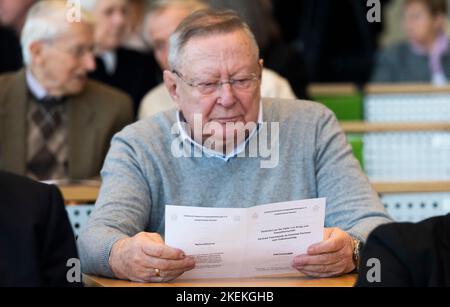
[176,101,263,161]
[26,69,48,100]
[100,51,117,75]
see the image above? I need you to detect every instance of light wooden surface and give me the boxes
[309,82,450,96]
[341,121,450,133]
[59,180,450,204]
[308,83,358,96]
[60,185,99,204]
[365,83,450,94]
[83,273,357,288]
[372,181,450,194]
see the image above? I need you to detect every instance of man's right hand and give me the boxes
[109,232,195,283]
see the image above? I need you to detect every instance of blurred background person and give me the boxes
[0,0,36,74]
[207,0,309,98]
[371,0,450,85]
[272,0,390,85]
[81,0,160,117]
[121,0,149,52]
[0,0,133,181]
[139,0,297,119]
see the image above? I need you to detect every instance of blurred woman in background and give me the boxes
[371,0,450,85]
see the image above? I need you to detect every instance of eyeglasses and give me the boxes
[45,42,95,59]
[172,70,261,96]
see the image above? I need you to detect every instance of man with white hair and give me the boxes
[81,0,160,117]
[138,0,296,119]
[0,0,133,180]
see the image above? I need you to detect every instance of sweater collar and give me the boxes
[176,101,263,161]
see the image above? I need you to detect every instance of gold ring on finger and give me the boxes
[154,268,161,277]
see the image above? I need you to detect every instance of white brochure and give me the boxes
[165,198,326,279]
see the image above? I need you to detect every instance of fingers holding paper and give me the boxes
[292,227,355,278]
[108,232,196,283]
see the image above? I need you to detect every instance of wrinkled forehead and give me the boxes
[179,30,259,73]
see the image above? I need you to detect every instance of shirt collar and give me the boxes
[410,32,450,56]
[177,100,263,161]
[26,69,47,100]
[100,50,117,75]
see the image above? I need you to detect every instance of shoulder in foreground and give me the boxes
[0,171,57,197]
[369,214,450,246]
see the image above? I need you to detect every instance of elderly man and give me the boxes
[0,0,133,181]
[81,0,160,117]
[138,0,296,119]
[79,10,392,282]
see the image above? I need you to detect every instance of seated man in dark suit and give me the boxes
[356,214,450,287]
[0,0,133,181]
[0,171,80,286]
[81,0,160,116]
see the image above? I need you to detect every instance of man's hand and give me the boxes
[109,232,195,283]
[292,228,355,278]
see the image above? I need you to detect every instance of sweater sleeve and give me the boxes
[77,129,152,278]
[314,107,393,242]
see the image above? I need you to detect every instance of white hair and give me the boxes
[168,9,260,70]
[21,0,94,65]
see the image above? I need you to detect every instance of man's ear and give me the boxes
[259,58,264,68]
[258,58,264,74]
[163,70,181,108]
[29,41,45,65]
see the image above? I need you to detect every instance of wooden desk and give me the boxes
[365,83,450,94]
[341,121,450,133]
[83,273,357,288]
[60,185,99,204]
[372,181,450,194]
[308,83,358,96]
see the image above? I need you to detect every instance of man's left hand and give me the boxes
[292,227,355,278]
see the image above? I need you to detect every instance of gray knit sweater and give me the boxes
[78,98,392,277]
